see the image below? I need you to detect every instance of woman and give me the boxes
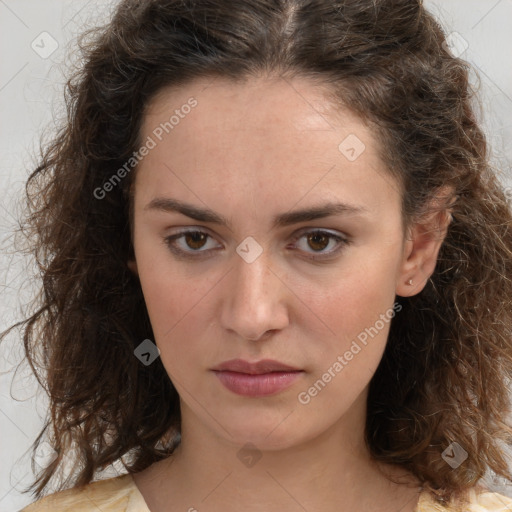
[6,0,512,510]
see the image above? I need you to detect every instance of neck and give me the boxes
[134,394,422,512]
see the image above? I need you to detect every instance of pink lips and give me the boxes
[211,359,303,397]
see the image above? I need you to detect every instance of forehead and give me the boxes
[135,75,402,221]
[145,74,339,129]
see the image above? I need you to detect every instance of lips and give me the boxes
[211,359,304,397]
[211,358,301,374]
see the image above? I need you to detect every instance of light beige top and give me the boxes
[20,473,512,511]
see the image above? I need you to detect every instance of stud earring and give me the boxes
[407,279,414,285]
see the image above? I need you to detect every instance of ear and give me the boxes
[396,186,455,297]
[127,259,139,276]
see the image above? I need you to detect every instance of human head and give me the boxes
[10,0,512,502]
[127,71,451,457]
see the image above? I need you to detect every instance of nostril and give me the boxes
[246,329,274,341]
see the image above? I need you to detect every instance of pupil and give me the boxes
[308,233,328,251]
[186,232,207,250]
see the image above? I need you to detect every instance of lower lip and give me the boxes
[212,370,303,397]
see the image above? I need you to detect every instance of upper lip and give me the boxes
[211,359,302,374]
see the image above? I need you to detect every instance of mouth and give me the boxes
[211,359,304,397]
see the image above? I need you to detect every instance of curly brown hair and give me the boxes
[3,0,512,504]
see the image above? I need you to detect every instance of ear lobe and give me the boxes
[396,187,455,297]
[127,259,139,276]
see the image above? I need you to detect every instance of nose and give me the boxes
[220,249,289,342]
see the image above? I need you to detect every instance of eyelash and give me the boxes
[163,228,351,261]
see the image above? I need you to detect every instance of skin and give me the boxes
[127,75,452,512]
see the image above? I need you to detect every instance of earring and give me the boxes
[407,279,413,285]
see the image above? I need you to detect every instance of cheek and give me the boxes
[139,269,212,341]
[137,267,182,339]
[309,287,393,374]
[133,242,221,366]
[136,267,204,386]
[302,248,400,382]
[312,250,399,336]
[297,290,395,416]
[133,236,183,336]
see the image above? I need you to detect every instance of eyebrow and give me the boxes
[144,197,369,230]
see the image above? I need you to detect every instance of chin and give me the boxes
[211,412,315,452]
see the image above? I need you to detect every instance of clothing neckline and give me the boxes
[126,472,430,512]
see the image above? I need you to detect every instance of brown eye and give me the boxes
[184,231,208,250]
[292,229,350,261]
[307,232,330,252]
[163,229,221,258]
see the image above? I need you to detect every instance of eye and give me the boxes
[290,229,350,260]
[163,228,350,261]
[164,229,221,258]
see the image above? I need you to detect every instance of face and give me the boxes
[128,75,423,452]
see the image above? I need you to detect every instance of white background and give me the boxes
[1,1,511,510]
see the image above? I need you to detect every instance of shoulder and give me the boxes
[468,490,512,511]
[20,473,150,512]
[417,487,512,511]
